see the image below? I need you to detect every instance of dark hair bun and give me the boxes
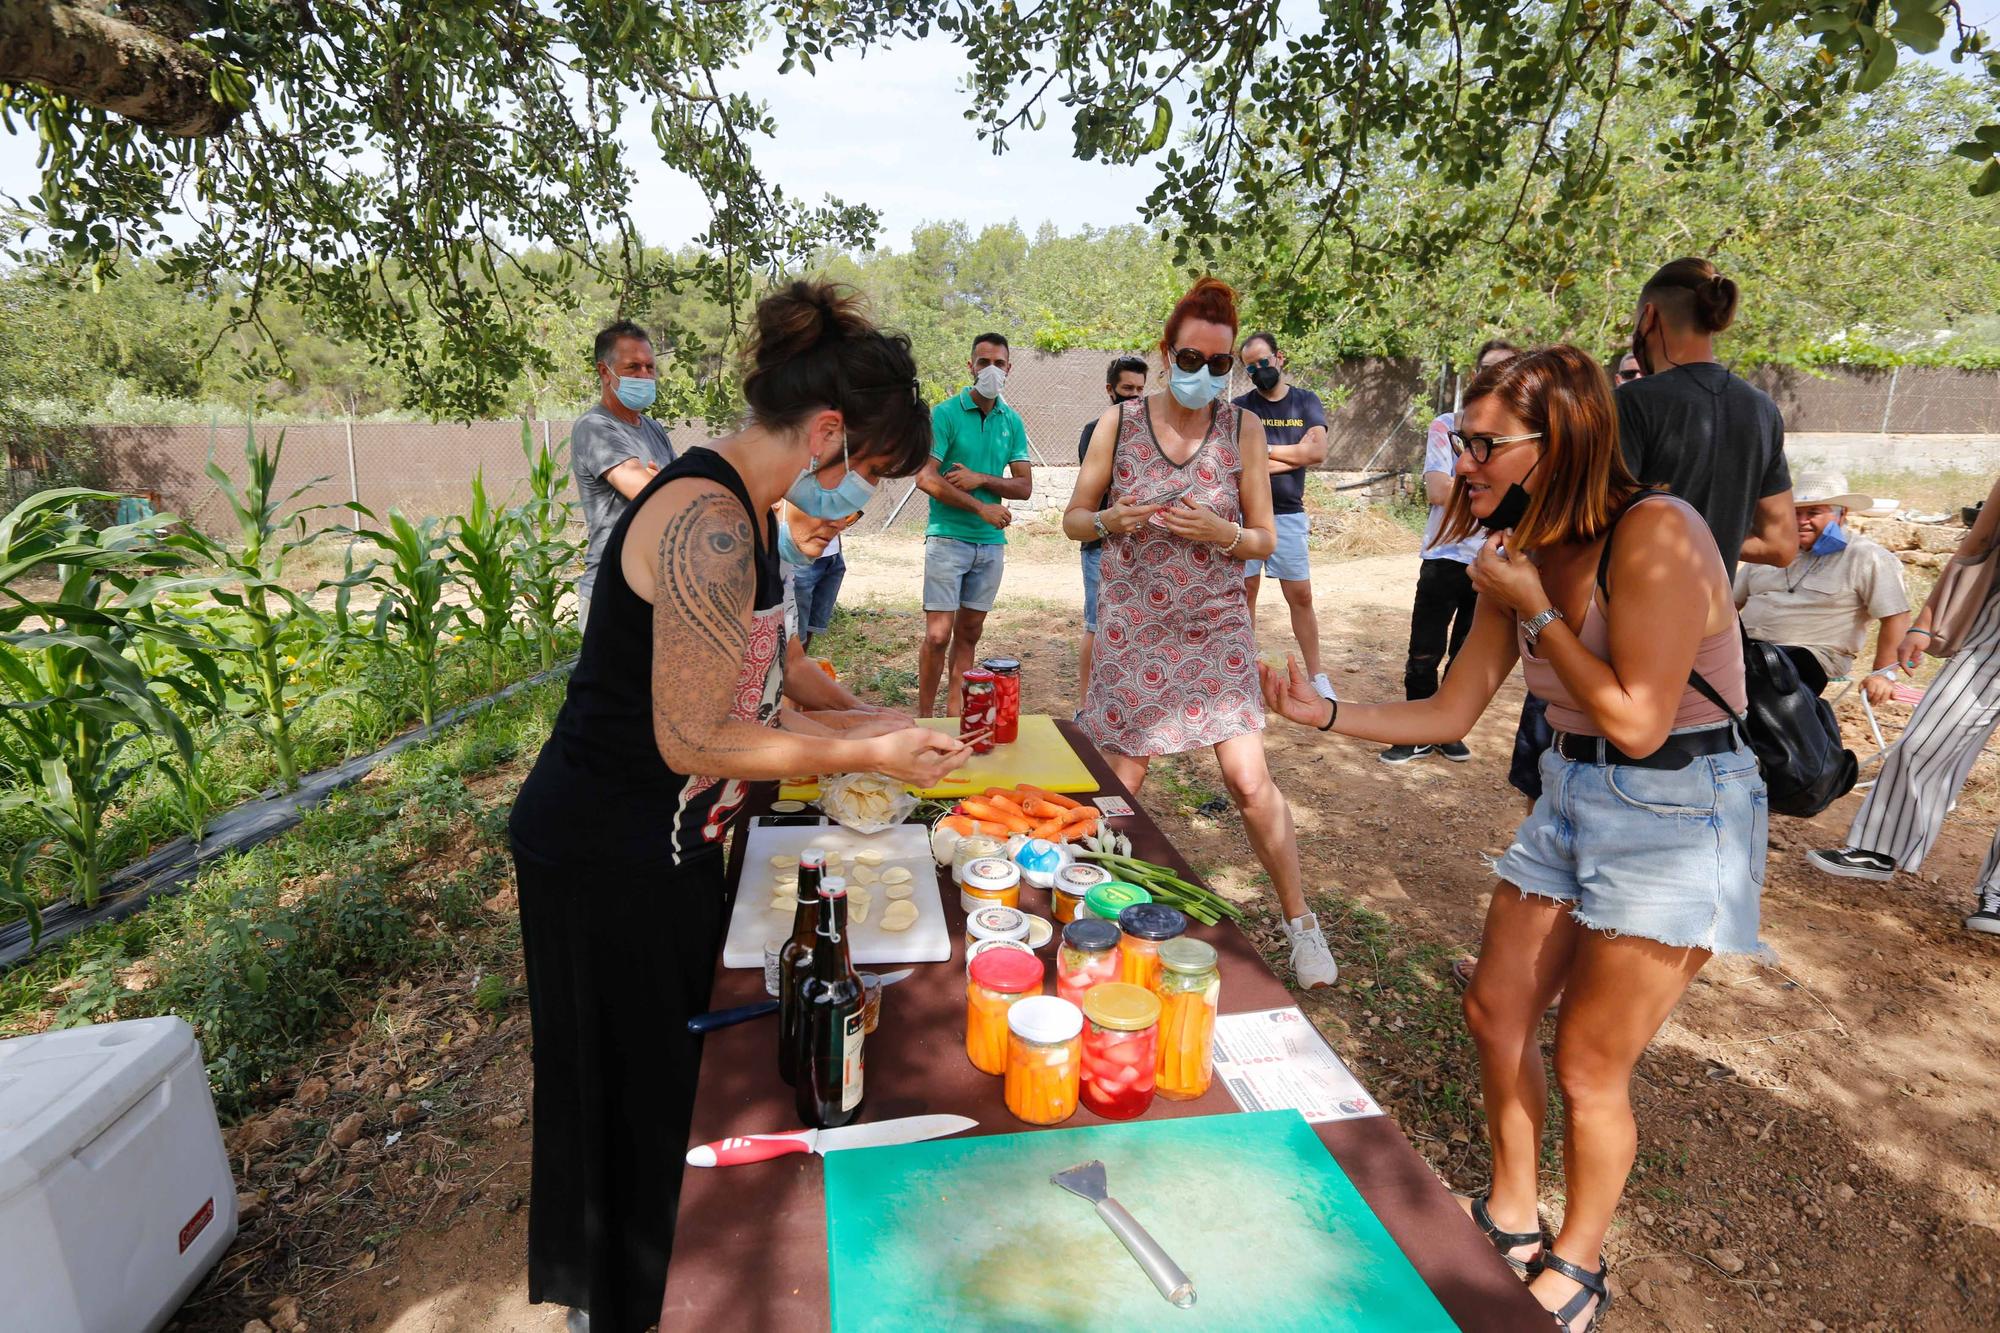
[749,280,873,372]
[1693,274,1739,333]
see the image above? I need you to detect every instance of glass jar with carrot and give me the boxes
[1080,983,1161,1120]
[966,948,1044,1074]
[1115,903,1187,991]
[959,856,1021,912]
[1153,938,1220,1101]
[1003,996,1082,1125]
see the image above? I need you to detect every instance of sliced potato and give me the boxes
[770,896,793,912]
[855,848,885,866]
[885,881,915,900]
[850,901,869,925]
[851,864,879,886]
[881,900,919,931]
[769,854,799,870]
[880,866,913,885]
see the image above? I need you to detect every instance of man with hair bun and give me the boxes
[1617,257,1795,574]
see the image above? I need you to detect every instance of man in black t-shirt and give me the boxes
[1233,332,1334,700]
[1075,355,1150,709]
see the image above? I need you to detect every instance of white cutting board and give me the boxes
[724,819,949,968]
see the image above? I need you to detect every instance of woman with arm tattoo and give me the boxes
[507,281,966,1333]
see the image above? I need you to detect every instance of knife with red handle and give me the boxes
[685,1113,976,1167]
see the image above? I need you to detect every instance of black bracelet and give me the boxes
[1318,697,1339,731]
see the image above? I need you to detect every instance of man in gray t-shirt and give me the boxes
[572,320,676,627]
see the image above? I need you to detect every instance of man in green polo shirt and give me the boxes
[914,331,1034,717]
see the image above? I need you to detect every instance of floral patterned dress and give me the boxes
[1079,395,1264,758]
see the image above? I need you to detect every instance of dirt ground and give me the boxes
[181,534,2000,1333]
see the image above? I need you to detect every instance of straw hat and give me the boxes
[1791,470,1875,512]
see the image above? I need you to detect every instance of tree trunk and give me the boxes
[0,2,236,138]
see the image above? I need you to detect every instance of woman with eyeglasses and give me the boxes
[1261,346,1766,1333]
[1063,276,1338,989]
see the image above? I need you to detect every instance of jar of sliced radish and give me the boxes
[1080,982,1161,1120]
[1056,918,1121,1009]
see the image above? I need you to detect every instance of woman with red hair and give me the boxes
[1260,345,1767,1331]
[1063,277,1337,989]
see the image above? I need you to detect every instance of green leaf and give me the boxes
[1855,36,1899,93]
[1889,6,1947,54]
[1975,159,2000,197]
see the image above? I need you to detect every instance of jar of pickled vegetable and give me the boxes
[966,936,1035,976]
[965,948,1044,1074]
[959,855,1021,913]
[1153,937,1221,1101]
[1056,917,1121,1009]
[1081,880,1150,924]
[1080,983,1161,1120]
[966,904,1029,945]
[1051,863,1112,924]
[1115,903,1187,991]
[1003,995,1082,1125]
[980,657,1023,745]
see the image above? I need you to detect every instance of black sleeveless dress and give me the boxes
[508,446,786,1332]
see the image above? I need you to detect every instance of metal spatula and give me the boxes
[1051,1159,1196,1308]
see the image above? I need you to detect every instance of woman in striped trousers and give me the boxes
[1809,475,2000,937]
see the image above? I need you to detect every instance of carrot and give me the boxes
[1056,803,1100,826]
[1055,817,1098,843]
[1028,816,1066,841]
[941,814,975,836]
[1018,784,1083,811]
[1023,798,1066,821]
[960,799,1032,833]
[986,792,1030,819]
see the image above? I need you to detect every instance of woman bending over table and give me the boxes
[508,281,970,1333]
[1261,345,1766,1332]
[1063,276,1337,990]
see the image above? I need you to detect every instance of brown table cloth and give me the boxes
[664,722,1546,1331]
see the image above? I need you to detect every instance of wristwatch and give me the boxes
[1521,605,1565,654]
[1093,510,1111,541]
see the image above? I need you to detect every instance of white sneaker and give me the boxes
[1287,913,1339,989]
[1312,673,1337,701]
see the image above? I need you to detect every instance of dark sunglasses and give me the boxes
[1446,429,1542,464]
[1172,347,1235,377]
[1616,368,1641,382]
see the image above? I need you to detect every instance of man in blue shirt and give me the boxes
[1233,332,1333,700]
[913,332,1034,717]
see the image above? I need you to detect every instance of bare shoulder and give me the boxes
[1616,494,1709,558]
[622,477,754,607]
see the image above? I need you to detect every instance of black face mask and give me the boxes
[1477,456,1542,531]
[1630,309,1656,377]
[1249,364,1282,392]
[1111,390,1141,404]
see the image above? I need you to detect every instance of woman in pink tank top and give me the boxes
[1259,345,1767,1333]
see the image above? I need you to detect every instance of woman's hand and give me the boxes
[1895,630,1931,672]
[1470,532,1550,618]
[1155,497,1235,545]
[1258,654,1333,730]
[1099,499,1163,536]
[862,726,975,786]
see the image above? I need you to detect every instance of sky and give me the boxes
[0,18,1991,259]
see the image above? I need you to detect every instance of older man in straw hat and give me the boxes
[1732,470,1911,699]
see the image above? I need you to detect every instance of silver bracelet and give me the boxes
[1222,523,1243,556]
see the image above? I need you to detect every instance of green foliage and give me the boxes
[0,490,222,927]
[511,425,584,671]
[351,511,455,730]
[448,470,517,692]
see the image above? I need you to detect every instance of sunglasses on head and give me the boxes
[1446,429,1543,464]
[1172,347,1235,377]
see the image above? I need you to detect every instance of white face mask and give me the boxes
[974,364,1007,400]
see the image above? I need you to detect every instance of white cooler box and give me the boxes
[0,1016,238,1333]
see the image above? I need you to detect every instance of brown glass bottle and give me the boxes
[796,875,865,1129]
[776,850,825,1087]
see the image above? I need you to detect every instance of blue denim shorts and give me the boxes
[1081,544,1103,632]
[1491,729,1771,958]
[1243,511,1311,581]
[790,551,845,637]
[923,537,1006,613]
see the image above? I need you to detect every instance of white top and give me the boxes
[1733,536,1911,678]
[1419,413,1487,565]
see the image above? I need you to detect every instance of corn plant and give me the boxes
[510,423,582,670]
[448,468,517,692]
[0,489,223,933]
[351,509,454,730]
[192,429,335,792]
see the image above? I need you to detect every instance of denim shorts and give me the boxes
[790,551,845,637]
[1243,511,1311,581]
[1081,545,1103,632]
[1491,730,1771,958]
[923,537,1006,613]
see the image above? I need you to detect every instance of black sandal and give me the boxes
[1470,1195,1548,1278]
[1539,1252,1611,1332]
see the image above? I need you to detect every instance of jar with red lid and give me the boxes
[961,669,998,753]
[1080,982,1161,1120]
[965,948,1044,1075]
[1056,917,1121,1009]
[979,657,1022,744]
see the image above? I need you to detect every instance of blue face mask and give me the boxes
[1810,520,1848,556]
[1168,364,1228,410]
[614,375,657,411]
[786,432,877,519]
[776,518,814,568]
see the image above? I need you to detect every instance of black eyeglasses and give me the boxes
[1446,429,1543,463]
[1172,347,1235,377]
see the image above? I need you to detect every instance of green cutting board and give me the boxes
[823,1110,1456,1331]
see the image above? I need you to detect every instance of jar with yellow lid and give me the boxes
[1153,937,1220,1100]
[1080,982,1161,1120]
[1003,996,1082,1125]
[959,855,1021,913]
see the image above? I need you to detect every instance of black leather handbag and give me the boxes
[1688,632,1857,818]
